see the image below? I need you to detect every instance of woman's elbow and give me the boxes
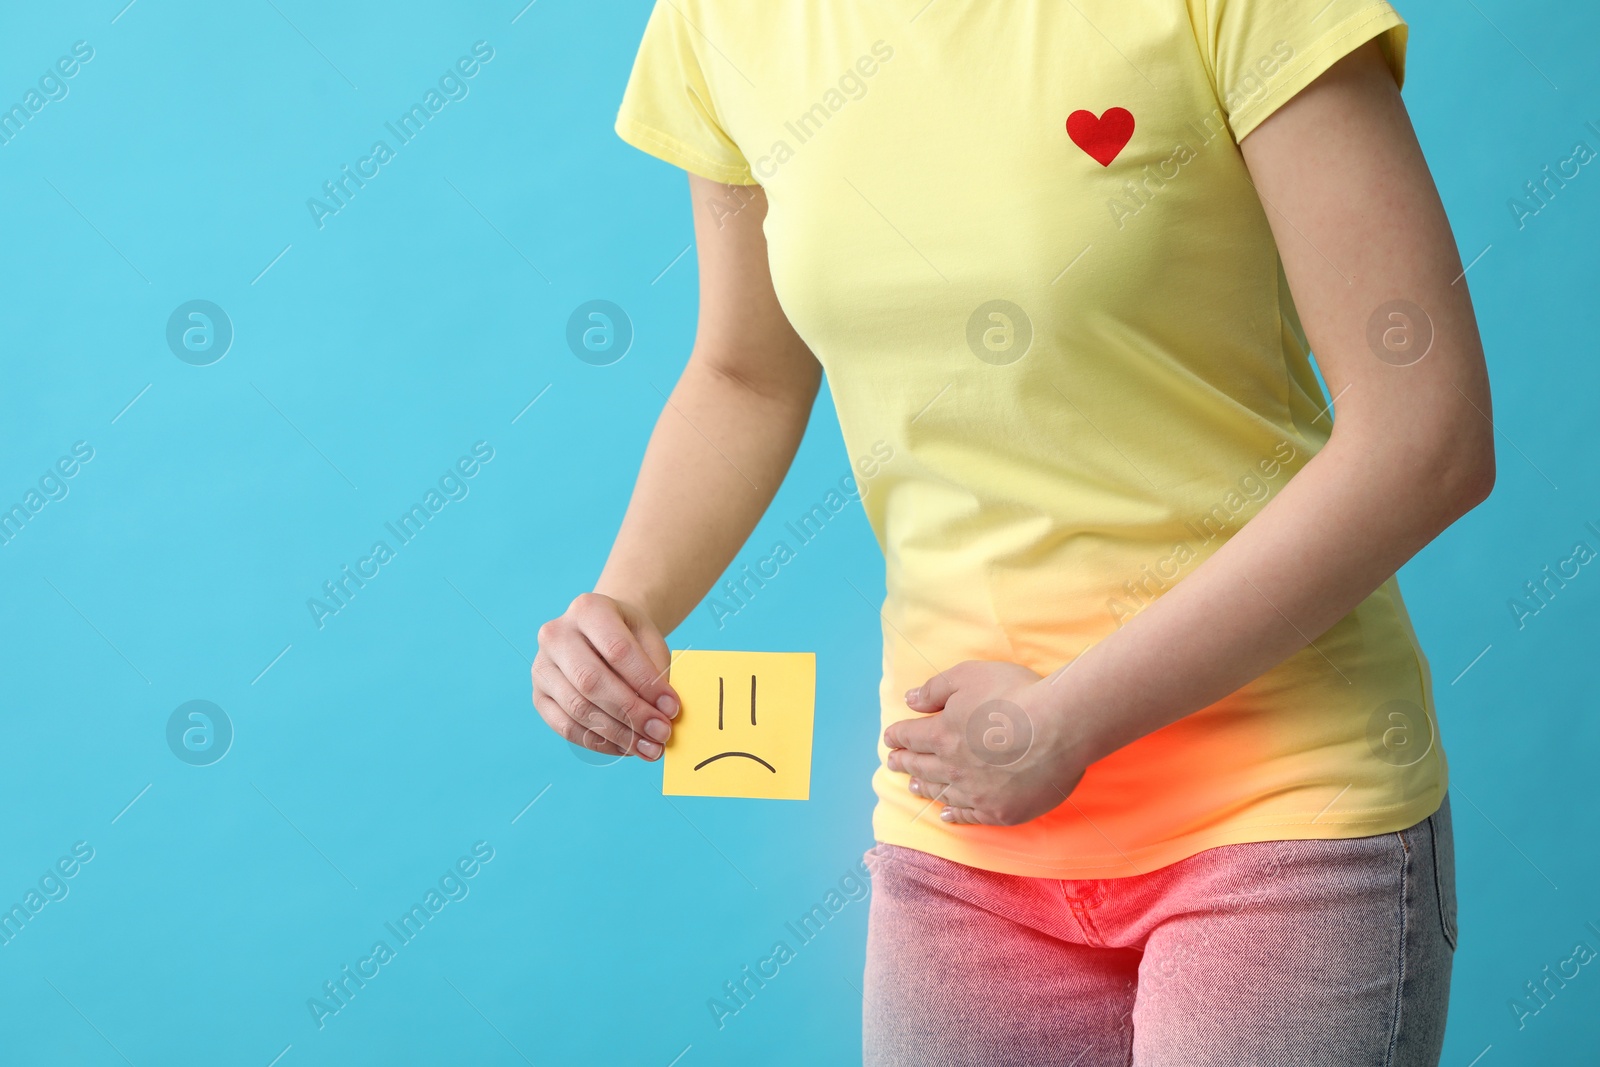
[1339,405,1496,524]
[1461,443,1496,510]
[1433,420,1497,518]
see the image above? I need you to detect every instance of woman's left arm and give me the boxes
[885,39,1496,825]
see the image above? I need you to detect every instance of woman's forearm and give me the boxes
[1050,425,1493,763]
[594,357,818,635]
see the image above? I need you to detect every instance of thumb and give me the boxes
[905,669,958,713]
[619,602,680,714]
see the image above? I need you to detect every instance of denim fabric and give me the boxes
[863,795,1456,1066]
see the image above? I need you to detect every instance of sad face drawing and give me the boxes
[662,650,815,800]
[695,674,777,773]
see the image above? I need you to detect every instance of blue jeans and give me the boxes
[863,795,1457,1066]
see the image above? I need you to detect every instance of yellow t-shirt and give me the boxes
[616,0,1444,879]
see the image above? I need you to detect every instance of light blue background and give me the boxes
[0,1,1594,1064]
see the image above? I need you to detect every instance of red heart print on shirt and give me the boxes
[1067,107,1135,166]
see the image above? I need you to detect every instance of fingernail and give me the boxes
[637,739,662,759]
[939,808,954,822]
[657,695,679,718]
[904,688,919,703]
[908,779,920,796]
[644,719,671,743]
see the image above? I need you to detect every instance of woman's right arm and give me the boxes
[532,175,822,761]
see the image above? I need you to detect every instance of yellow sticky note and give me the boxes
[662,650,815,800]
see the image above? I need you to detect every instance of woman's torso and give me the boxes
[633,0,1443,876]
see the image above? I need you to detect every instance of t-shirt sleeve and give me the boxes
[614,0,759,186]
[1198,0,1409,142]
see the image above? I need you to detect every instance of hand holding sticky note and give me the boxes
[662,650,815,800]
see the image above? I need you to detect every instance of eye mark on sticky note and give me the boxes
[663,650,815,800]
